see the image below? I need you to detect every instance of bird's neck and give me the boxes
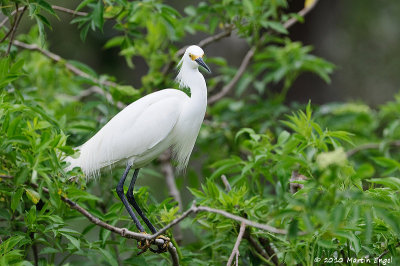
[177,66,207,106]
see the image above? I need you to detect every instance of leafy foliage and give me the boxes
[1,0,399,265]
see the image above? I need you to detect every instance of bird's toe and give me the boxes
[150,235,170,254]
[137,232,151,255]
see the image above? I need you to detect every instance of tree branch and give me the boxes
[160,150,182,210]
[221,175,232,192]
[208,46,255,104]
[12,40,118,87]
[151,201,290,239]
[208,0,321,104]
[257,237,279,266]
[31,181,292,264]
[346,140,400,157]
[227,222,246,266]
[12,40,127,109]
[178,27,234,57]
[221,175,280,265]
[161,27,234,75]
[77,86,126,110]
[0,4,18,44]
[243,232,275,265]
[0,174,13,179]
[283,0,320,29]
[6,5,26,55]
[377,242,400,266]
[35,185,179,265]
[52,5,88,17]
[0,5,87,28]
[159,149,183,243]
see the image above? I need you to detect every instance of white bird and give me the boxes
[66,45,210,251]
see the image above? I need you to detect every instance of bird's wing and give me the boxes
[78,89,187,172]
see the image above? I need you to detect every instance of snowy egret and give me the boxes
[66,45,210,251]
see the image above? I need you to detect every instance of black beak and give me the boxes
[195,57,211,73]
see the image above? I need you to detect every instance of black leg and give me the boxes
[116,163,145,232]
[126,168,158,234]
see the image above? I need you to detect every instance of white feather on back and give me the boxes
[66,89,189,177]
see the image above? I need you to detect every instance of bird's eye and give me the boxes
[188,53,197,61]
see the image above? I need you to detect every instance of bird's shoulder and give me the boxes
[132,88,188,105]
[115,88,187,119]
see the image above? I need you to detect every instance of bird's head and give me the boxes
[182,45,211,73]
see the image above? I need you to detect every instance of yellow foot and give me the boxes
[137,232,151,255]
[150,235,170,254]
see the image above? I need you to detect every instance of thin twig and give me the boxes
[12,40,127,109]
[159,149,183,243]
[31,241,39,266]
[221,175,232,192]
[0,3,19,44]
[258,237,279,266]
[6,5,26,55]
[99,203,123,266]
[52,5,88,16]
[110,231,122,266]
[377,242,400,266]
[77,86,126,109]
[0,174,14,179]
[160,150,182,210]
[220,174,279,266]
[161,27,234,75]
[227,222,246,266]
[243,232,274,265]
[0,15,16,43]
[346,140,400,157]
[283,0,320,29]
[12,40,118,87]
[178,27,234,57]
[208,46,255,104]
[208,0,321,104]
[0,5,87,28]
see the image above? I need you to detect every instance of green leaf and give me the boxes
[367,177,400,190]
[61,233,81,250]
[35,14,52,29]
[93,0,104,30]
[104,36,125,49]
[99,248,118,266]
[80,22,90,41]
[243,0,254,15]
[288,218,299,238]
[373,157,400,169]
[277,130,290,145]
[66,187,102,202]
[37,0,56,16]
[35,16,46,45]
[39,247,59,255]
[11,188,24,212]
[335,231,361,254]
[184,6,196,16]
[76,0,92,11]
[0,235,27,255]
[25,189,40,204]
[261,21,288,34]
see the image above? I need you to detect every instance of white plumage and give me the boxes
[66,45,210,177]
